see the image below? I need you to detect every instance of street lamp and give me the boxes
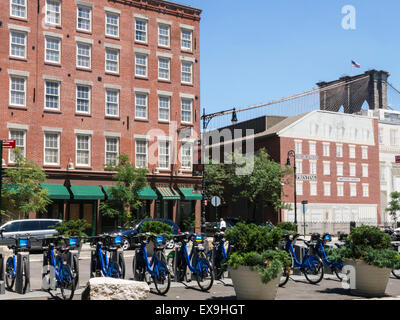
[286,150,298,231]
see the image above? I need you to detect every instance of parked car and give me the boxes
[204,217,243,236]
[116,218,181,250]
[0,219,62,251]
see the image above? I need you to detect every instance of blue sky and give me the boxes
[174,0,400,116]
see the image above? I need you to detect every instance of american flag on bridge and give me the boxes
[351,60,361,68]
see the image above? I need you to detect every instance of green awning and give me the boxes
[156,187,181,200]
[179,188,203,201]
[103,186,158,200]
[70,185,105,200]
[41,184,70,200]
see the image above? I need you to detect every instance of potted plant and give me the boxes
[224,222,291,300]
[327,225,400,297]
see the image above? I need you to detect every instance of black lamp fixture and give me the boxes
[286,150,298,231]
[231,108,238,124]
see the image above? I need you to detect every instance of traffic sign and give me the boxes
[1,139,16,150]
[211,196,221,207]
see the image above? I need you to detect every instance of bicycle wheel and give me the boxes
[109,261,122,278]
[5,257,15,290]
[213,250,226,280]
[302,255,324,284]
[21,256,29,294]
[59,264,75,300]
[118,251,126,279]
[152,252,171,295]
[194,252,214,292]
[172,252,186,282]
[71,255,79,289]
[332,265,345,281]
[392,269,400,279]
[133,252,146,281]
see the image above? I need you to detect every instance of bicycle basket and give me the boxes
[194,234,204,244]
[311,233,321,241]
[17,238,30,249]
[323,233,331,242]
[155,235,165,245]
[68,237,79,247]
[114,235,122,246]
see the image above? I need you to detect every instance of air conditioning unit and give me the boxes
[67,161,74,170]
[153,168,159,174]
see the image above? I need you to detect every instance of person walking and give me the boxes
[219,218,227,232]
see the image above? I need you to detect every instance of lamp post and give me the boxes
[286,150,297,231]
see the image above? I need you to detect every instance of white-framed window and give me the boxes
[135,54,147,77]
[105,11,119,37]
[362,164,369,178]
[76,134,90,166]
[181,98,193,124]
[336,162,343,177]
[158,96,170,121]
[362,184,369,197]
[323,143,330,157]
[349,163,356,177]
[77,5,91,32]
[380,164,386,183]
[135,140,148,168]
[10,0,27,19]
[158,141,170,169]
[10,76,26,106]
[181,61,193,84]
[44,80,60,110]
[349,145,356,159]
[44,132,60,165]
[135,92,148,119]
[135,19,147,43]
[337,183,344,197]
[10,30,27,59]
[323,182,331,197]
[309,142,316,156]
[350,183,357,197]
[9,129,26,163]
[296,181,303,196]
[295,140,302,155]
[105,89,119,117]
[181,28,192,51]
[105,137,119,166]
[158,57,170,81]
[379,128,384,145]
[45,0,61,26]
[181,143,192,169]
[105,48,119,74]
[323,161,330,176]
[45,36,61,64]
[76,42,91,69]
[158,24,170,47]
[361,146,368,160]
[336,144,343,157]
[391,129,399,146]
[76,85,90,114]
[309,160,317,175]
[310,182,317,196]
[295,159,303,174]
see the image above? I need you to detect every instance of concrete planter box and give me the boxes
[228,266,280,300]
[344,259,391,297]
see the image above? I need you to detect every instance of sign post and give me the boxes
[301,200,308,236]
[0,139,16,224]
[211,196,221,228]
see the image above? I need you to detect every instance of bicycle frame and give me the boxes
[285,239,317,269]
[10,256,16,278]
[95,244,114,277]
[47,246,68,284]
[136,242,161,277]
[178,240,204,274]
[316,241,343,269]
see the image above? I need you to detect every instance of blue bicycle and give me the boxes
[279,233,324,287]
[314,233,344,281]
[5,236,30,293]
[207,230,232,280]
[171,232,214,291]
[89,234,125,279]
[131,233,171,295]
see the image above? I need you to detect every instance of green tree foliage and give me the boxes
[1,148,52,220]
[139,221,173,235]
[100,154,148,227]
[275,222,297,232]
[54,219,90,238]
[386,191,400,226]
[204,160,229,203]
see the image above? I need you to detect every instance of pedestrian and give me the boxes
[219,217,226,232]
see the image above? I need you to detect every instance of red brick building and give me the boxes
[0,0,203,234]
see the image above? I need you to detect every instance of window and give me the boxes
[10,31,27,58]
[44,132,60,165]
[296,182,303,196]
[105,48,119,74]
[310,182,317,196]
[181,143,192,169]
[46,0,61,26]
[337,183,344,197]
[135,140,147,168]
[135,19,147,43]
[158,141,170,169]
[336,162,343,176]
[181,99,192,123]
[309,160,317,175]
[11,0,27,19]
[106,12,119,37]
[135,93,147,119]
[350,183,357,197]
[181,61,193,84]
[135,54,147,77]
[9,129,26,162]
[323,161,330,176]
[362,184,369,197]
[336,144,343,157]
[105,137,119,166]
[158,57,170,81]
[45,37,61,63]
[349,145,356,159]
[309,142,316,156]
[105,89,119,117]
[295,141,302,155]
[158,24,170,47]
[295,160,303,174]
[77,5,91,32]
[379,128,384,145]
[323,182,331,197]
[361,146,368,160]
[380,165,386,182]
[76,85,90,114]
[158,96,170,121]
[181,29,192,51]
[362,164,369,178]
[349,163,356,177]
[391,129,399,146]
[44,80,60,110]
[76,42,91,69]
[10,76,26,106]
[323,143,330,157]
[76,135,90,166]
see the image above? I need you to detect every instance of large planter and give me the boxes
[344,259,391,297]
[228,266,281,300]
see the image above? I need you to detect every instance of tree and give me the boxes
[386,191,400,227]
[204,160,229,203]
[100,154,148,227]
[1,148,52,220]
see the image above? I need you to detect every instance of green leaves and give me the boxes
[54,219,90,238]
[386,191,400,225]
[139,221,173,235]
